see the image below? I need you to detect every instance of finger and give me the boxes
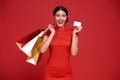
[75,27,80,31]
[44,27,49,33]
[48,26,51,29]
[50,25,53,28]
[74,27,81,32]
[48,24,53,29]
[78,26,83,30]
[48,24,52,26]
[77,26,82,31]
[48,26,52,31]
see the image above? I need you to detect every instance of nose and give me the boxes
[59,16,63,20]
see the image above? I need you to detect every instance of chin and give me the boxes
[57,24,65,27]
[58,25,63,27]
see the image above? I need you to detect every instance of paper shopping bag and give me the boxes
[16,29,44,56]
[16,29,45,65]
[16,29,43,49]
[26,37,43,65]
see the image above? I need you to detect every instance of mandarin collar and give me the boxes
[55,25,67,31]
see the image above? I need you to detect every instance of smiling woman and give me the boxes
[1,0,120,80]
[54,10,67,27]
[40,6,82,80]
[53,6,68,27]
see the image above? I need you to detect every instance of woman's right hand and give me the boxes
[48,24,55,35]
[40,24,55,53]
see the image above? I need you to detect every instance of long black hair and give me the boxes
[53,6,68,23]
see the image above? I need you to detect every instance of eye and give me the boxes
[62,14,67,17]
[55,14,60,17]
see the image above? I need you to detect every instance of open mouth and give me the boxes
[57,20,64,24]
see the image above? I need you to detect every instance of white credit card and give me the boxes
[73,21,82,27]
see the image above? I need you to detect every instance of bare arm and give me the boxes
[71,33,78,56]
[71,26,82,56]
[40,24,55,53]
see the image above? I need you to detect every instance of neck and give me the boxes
[56,25,66,28]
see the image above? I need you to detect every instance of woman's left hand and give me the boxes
[73,26,83,34]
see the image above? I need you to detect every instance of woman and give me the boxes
[40,6,82,80]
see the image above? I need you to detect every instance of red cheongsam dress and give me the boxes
[44,26,73,80]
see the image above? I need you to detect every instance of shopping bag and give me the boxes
[26,37,43,65]
[16,29,45,65]
[16,29,43,49]
[16,29,44,55]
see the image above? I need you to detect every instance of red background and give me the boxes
[0,0,120,80]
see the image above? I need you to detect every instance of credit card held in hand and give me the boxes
[73,21,82,27]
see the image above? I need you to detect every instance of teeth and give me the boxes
[58,21,63,24]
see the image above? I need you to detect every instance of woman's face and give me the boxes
[54,10,67,27]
